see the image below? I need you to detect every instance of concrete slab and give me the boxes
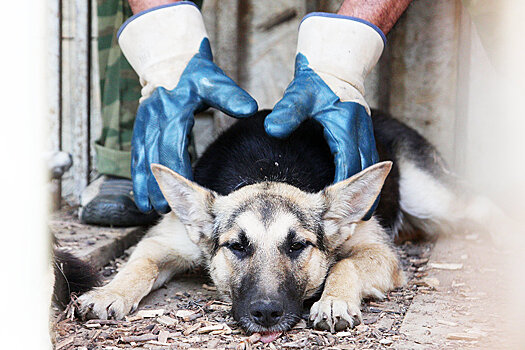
[395,232,520,349]
[50,207,148,270]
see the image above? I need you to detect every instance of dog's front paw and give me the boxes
[77,287,138,320]
[309,297,362,333]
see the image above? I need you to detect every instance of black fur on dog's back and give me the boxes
[195,112,334,195]
[194,110,416,233]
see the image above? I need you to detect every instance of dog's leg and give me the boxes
[309,223,404,332]
[78,215,202,320]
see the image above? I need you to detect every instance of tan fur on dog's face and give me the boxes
[210,182,329,298]
[151,162,391,332]
[208,183,331,332]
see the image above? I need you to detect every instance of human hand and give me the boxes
[119,2,257,213]
[264,13,385,219]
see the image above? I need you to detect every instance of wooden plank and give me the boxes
[90,0,101,182]
[51,211,147,270]
[61,0,91,204]
[60,0,75,203]
[48,0,62,210]
[72,0,90,195]
[452,5,472,175]
[245,0,306,110]
[47,0,61,153]
[211,0,241,132]
[387,0,461,166]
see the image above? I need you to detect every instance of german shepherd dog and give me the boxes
[77,110,496,337]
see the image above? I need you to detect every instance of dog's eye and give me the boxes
[289,242,306,253]
[229,242,245,252]
[227,242,250,258]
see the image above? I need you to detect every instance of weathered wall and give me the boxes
[55,0,470,205]
[208,0,463,166]
[383,0,462,166]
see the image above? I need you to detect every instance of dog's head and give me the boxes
[152,162,391,333]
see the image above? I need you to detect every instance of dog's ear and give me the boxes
[321,161,392,248]
[151,164,217,248]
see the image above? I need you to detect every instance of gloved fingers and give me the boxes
[316,107,361,182]
[157,110,195,179]
[144,123,172,214]
[141,107,171,214]
[355,105,380,221]
[264,80,312,139]
[199,66,258,118]
[332,143,361,183]
[152,114,194,213]
[131,103,153,213]
[147,168,171,214]
[356,105,379,170]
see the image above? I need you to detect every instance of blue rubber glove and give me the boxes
[119,3,258,213]
[265,54,379,183]
[132,39,257,213]
[264,13,386,220]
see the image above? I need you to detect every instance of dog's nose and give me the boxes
[249,300,284,327]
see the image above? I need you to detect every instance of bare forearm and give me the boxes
[128,0,181,14]
[337,0,412,34]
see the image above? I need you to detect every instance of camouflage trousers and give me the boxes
[95,0,201,179]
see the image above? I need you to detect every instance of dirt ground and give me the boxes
[51,205,521,349]
[51,210,435,350]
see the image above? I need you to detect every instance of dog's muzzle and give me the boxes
[249,300,284,327]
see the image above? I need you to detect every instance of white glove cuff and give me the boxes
[297,13,385,105]
[118,2,208,100]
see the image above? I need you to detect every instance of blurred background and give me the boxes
[48,0,524,220]
[1,0,524,348]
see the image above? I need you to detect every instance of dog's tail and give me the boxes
[52,248,100,308]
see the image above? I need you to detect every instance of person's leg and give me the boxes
[80,0,157,226]
[81,0,201,227]
[95,0,139,179]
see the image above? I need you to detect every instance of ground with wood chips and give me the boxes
[50,207,521,349]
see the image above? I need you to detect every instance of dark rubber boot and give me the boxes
[79,176,159,227]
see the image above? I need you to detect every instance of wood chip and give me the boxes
[158,330,170,343]
[84,323,101,328]
[410,257,429,266]
[197,324,225,334]
[175,309,199,321]
[467,328,488,337]
[208,303,231,311]
[145,340,171,346]
[125,314,143,322]
[292,319,307,329]
[335,331,353,337]
[416,277,440,289]
[207,339,221,348]
[137,309,164,318]
[281,338,309,348]
[86,319,121,326]
[157,315,177,327]
[222,323,233,335]
[202,283,217,291]
[446,332,480,341]
[55,337,74,350]
[121,334,158,343]
[183,323,202,336]
[438,320,458,327]
[430,263,463,270]
[248,332,262,343]
[355,324,369,333]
